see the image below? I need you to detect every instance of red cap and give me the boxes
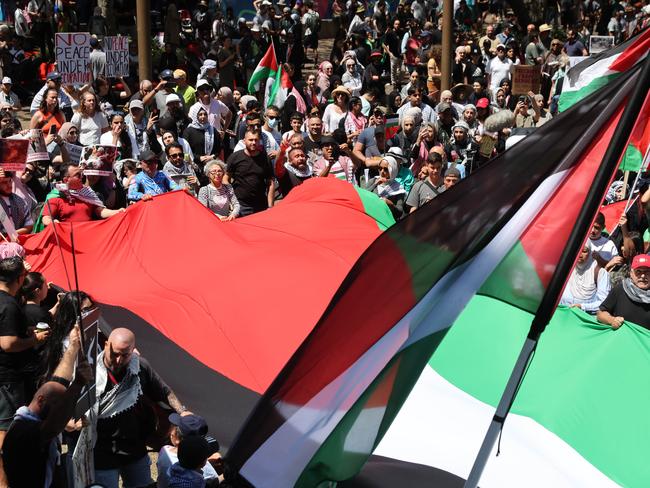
[476,98,490,109]
[632,254,650,269]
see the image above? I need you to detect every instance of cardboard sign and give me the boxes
[589,35,615,55]
[65,142,83,164]
[80,145,118,176]
[104,36,129,78]
[511,65,541,95]
[74,307,101,419]
[25,129,48,163]
[0,138,29,171]
[55,32,91,85]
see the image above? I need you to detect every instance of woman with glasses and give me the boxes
[198,160,240,221]
[322,86,350,134]
[364,154,406,220]
[70,91,109,146]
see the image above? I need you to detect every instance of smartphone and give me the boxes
[518,96,527,103]
[49,125,57,135]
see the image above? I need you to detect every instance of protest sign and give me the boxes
[511,65,541,95]
[0,138,29,171]
[25,129,48,163]
[65,142,83,164]
[590,36,615,55]
[104,36,129,78]
[72,425,95,488]
[80,145,118,176]
[74,307,101,419]
[55,32,91,84]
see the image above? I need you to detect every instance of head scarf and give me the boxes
[376,155,405,197]
[199,59,218,80]
[58,122,76,141]
[605,180,629,204]
[317,62,333,93]
[188,104,214,155]
[568,244,599,301]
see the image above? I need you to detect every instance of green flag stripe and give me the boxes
[558,73,620,112]
[431,294,650,487]
[353,187,396,231]
[619,143,644,172]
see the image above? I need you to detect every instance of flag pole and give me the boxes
[464,54,650,488]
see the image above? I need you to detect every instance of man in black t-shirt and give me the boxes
[0,256,49,486]
[303,114,324,162]
[225,130,275,216]
[93,328,189,488]
[598,254,650,330]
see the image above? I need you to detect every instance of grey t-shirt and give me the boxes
[406,179,441,209]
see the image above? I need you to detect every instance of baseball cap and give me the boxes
[496,43,506,50]
[173,69,187,80]
[1,77,11,85]
[196,79,212,91]
[169,413,208,436]
[320,135,337,146]
[47,71,62,81]
[476,97,490,109]
[139,150,159,162]
[129,99,144,110]
[632,254,650,270]
[165,93,182,105]
[160,69,174,81]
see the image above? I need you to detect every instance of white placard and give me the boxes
[104,36,130,78]
[55,32,91,85]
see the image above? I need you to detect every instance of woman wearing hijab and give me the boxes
[342,58,363,97]
[316,61,333,96]
[183,104,219,170]
[561,244,611,313]
[388,109,420,156]
[47,122,79,163]
[365,153,406,220]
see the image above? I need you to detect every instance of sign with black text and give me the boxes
[104,36,130,78]
[55,32,91,84]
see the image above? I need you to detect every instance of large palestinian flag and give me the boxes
[558,27,650,112]
[225,65,643,486]
[21,179,394,448]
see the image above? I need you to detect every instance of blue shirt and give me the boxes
[128,171,180,202]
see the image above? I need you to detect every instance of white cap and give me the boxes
[129,99,144,110]
[196,79,212,90]
[1,77,11,85]
[165,93,182,105]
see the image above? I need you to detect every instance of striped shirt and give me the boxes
[197,184,240,218]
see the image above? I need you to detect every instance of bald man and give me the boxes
[3,330,92,488]
[94,328,189,488]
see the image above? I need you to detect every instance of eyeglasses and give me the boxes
[169,152,184,158]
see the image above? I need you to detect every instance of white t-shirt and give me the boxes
[71,112,109,146]
[99,130,140,159]
[486,56,514,91]
[322,104,347,134]
[194,99,230,132]
[590,235,619,262]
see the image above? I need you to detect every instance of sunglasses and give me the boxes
[169,152,184,158]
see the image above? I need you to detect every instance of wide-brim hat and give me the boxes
[331,86,351,99]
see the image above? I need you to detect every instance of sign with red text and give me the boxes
[104,36,130,78]
[511,65,541,95]
[55,32,91,84]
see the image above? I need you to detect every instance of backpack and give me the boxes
[305,10,320,34]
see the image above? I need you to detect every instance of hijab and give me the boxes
[376,155,404,197]
[317,61,332,93]
[188,104,215,155]
[218,86,234,107]
[58,122,77,142]
[568,246,600,301]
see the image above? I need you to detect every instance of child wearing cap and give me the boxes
[157,414,221,488]
[167,436,213,488]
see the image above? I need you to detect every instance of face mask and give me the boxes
[268,118,279,129]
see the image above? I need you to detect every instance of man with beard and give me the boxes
[303,114,324,160]
[159,94,191,137]
[276,147,312,197]
[225,130,275,215]
[598,254,650,330]
[194,80,231,134]
[93,328,189,488]
[42,165,124,224]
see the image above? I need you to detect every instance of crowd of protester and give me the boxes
[0,0,649,486]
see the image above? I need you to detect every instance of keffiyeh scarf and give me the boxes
[56,184,105,208]
[622,277,650,304]
[95,351,142,419]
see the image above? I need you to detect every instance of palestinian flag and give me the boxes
[619,91,650,171]
[385,116,399,139]
[372,297,650,487]
[600,200,627,233]
[558,27,650,112]
[21,179,394,449]
[264,65,307,112]
[225,65,641,487]
[248,43,278,94]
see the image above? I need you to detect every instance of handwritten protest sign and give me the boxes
[25,129,48,163]
[55,32,91,84]
[104,36,130,78]
[511,65,541,95]
[80,145,118,176]
[0,138,29,171]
